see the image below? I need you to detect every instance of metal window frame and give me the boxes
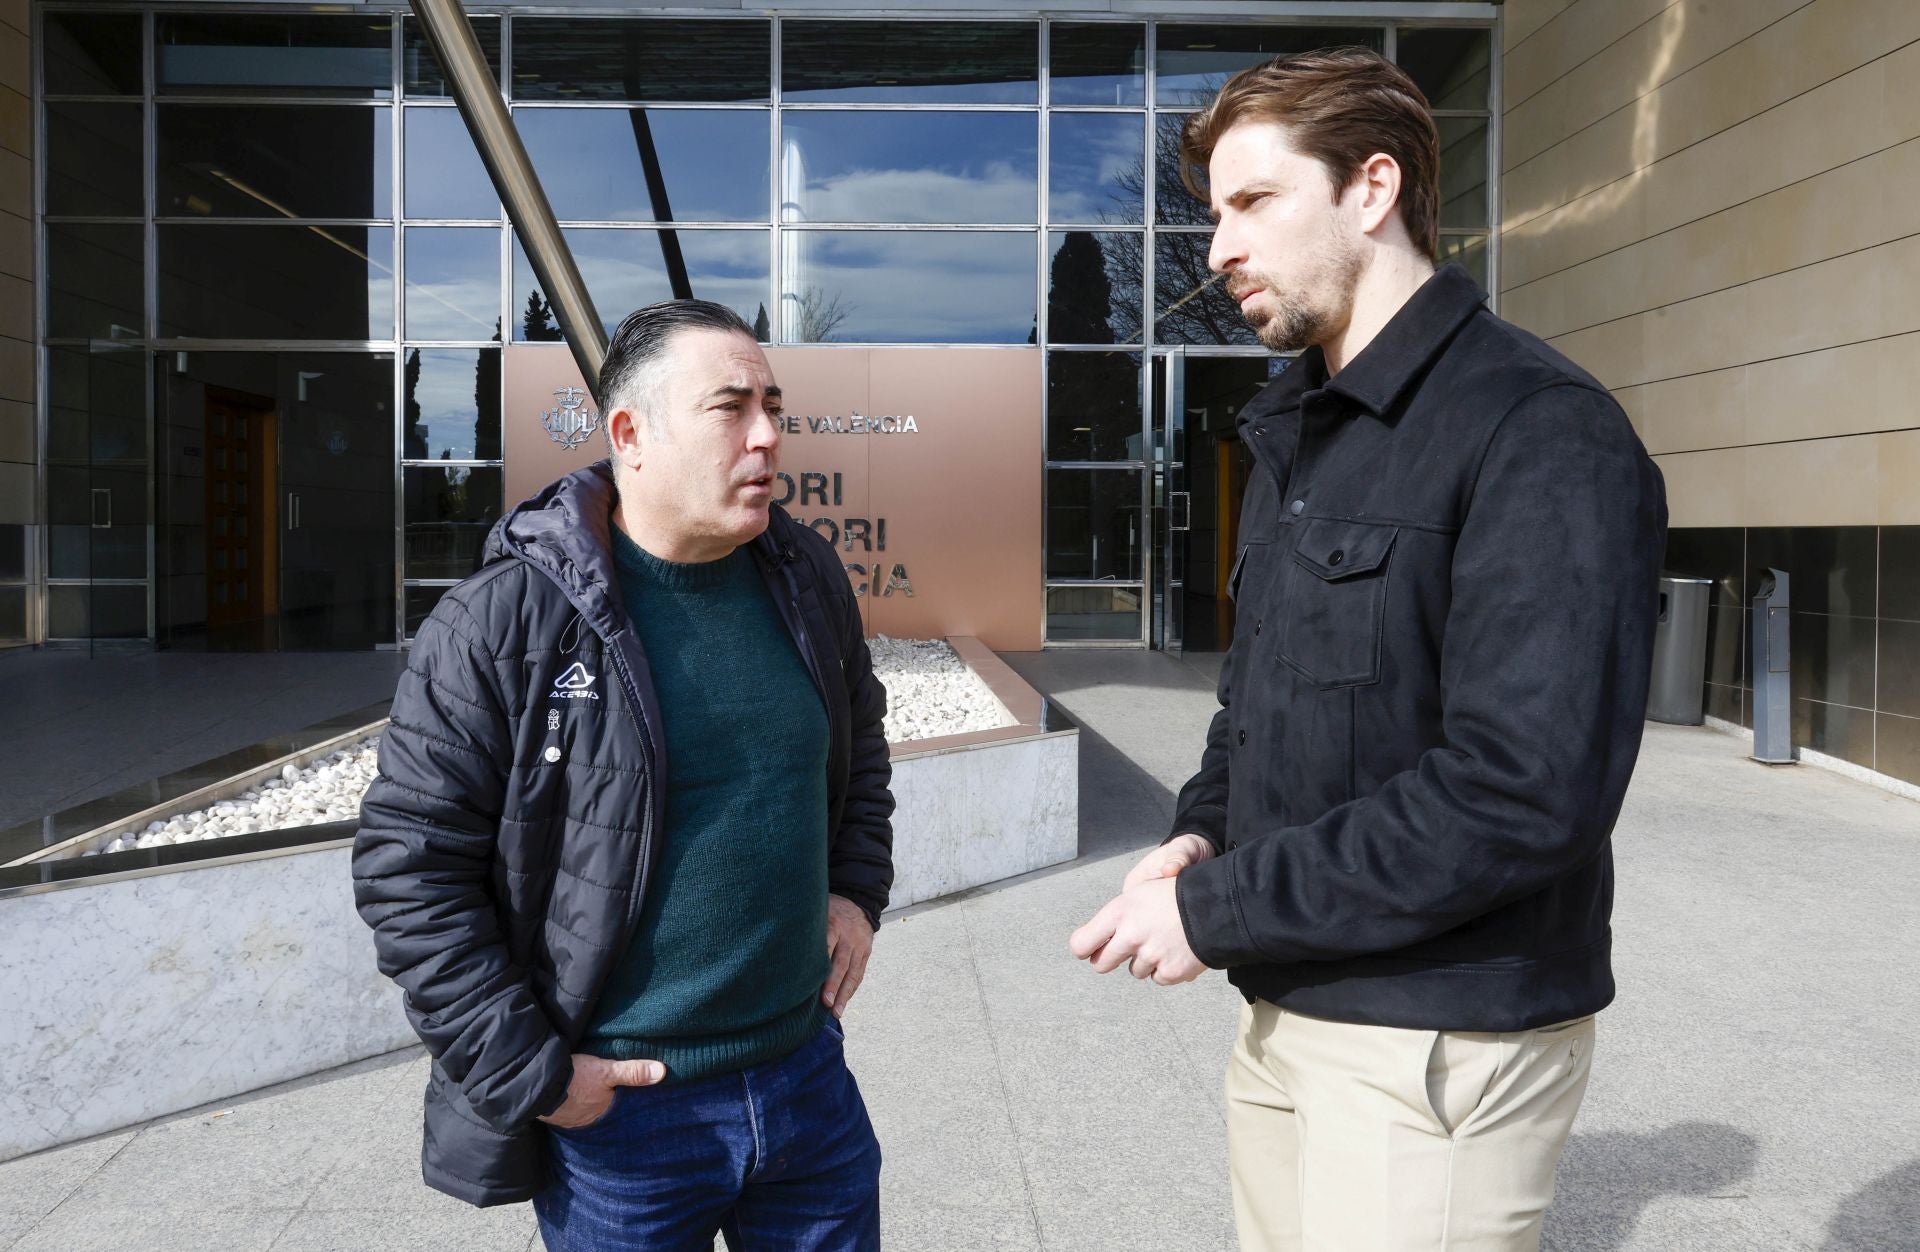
[33,1,1499,652]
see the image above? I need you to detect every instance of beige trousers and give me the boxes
[1225,1000,1594,1252]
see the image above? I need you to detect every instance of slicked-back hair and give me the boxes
[600,299,758,438]
[1179,47,1442,261]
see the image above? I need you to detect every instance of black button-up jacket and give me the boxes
[1171,265,1668,1031]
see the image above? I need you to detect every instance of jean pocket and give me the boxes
[552,1085,626,1137]
[823,1013,847,1043]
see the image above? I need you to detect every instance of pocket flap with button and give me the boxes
[1290,519,1398,581]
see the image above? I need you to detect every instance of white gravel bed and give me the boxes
[870,636,1014,743]
[93,740,381,855]
[88,637,1010,855]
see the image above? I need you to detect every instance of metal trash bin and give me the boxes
[1647,574,1714,724]
[1751,567,1794,763]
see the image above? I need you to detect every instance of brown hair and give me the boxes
[1179,47,1441,260]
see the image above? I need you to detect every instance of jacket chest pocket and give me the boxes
[1277,519,1399,688]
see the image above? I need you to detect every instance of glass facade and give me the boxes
[27,6,1497,649]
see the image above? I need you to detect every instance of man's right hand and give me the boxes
[1122,833,1218,891]
[537,1054,668,1129]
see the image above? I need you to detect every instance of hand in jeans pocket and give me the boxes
[539,1054,668,1130]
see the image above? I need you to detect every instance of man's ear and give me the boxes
[605,405,646,472]
[1353,152,1404,238]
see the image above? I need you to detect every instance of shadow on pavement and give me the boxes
[1821,1157,1920,1251]
[1545,1120,1759,1250]
[1069,718,1180,861]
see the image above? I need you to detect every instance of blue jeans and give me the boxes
[534,1019,882,1251]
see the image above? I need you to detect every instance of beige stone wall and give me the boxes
[0,0,32,564]
[1498,0,1920,527]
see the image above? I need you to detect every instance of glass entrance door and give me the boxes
[157,351,395,649]
[1151,348,1187,654]
[1155,352,1273,654]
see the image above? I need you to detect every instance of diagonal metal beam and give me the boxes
[409,0,607,402]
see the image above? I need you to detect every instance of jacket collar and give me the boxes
[1238,262,1487,428]
[485,461,802,638]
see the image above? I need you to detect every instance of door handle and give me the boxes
[91,488,111,530]
[1170,491,1191,533]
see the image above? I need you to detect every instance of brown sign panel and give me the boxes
[503,345,1042,650]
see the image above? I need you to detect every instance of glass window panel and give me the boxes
[48,523,88,577]
[1154,112,1211,226]
[516,229,771,343]
[781,231,1034,344]
[49,585,86,639]
[406,583,453,636]
[406,108,497,220]
[781,113,1036,225]
[1438,116,1490,230]
[0,586,25,642]
[43,12,143,96]
[1047,352,1141,461]
[160,105,392,220]
[49,523,145,580]
[47,466,92,525]
[783,21,1036,105]
[159,225,395,340]
[50,584,146,639]
[1050,114,1143,225]
[406,466,504,580]
[518,107,768,223]
[47,104,144,217]
[512,19,769,103]
[1048,232,1141,346]
[47,224,143,340]
[50,368,145,469]
[45,347,146,465]
[1153,233,1254,347]
[1437,234,1489,291]
[1046,468,1144,581]
[157,14,395,99]
[404,228,502,341]
[1045,585,1142,642]
[404,348,502,461]
[1050,23,1145,107]
[1156,26,1383,107]
[404,16,500,98]
[1397,27,1492,111]
[0,525,25,580]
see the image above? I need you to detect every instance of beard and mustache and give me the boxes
[1226,231,1365,354]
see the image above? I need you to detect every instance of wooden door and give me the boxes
[202,388,277,629]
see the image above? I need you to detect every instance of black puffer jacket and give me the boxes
[352,461,893,1208]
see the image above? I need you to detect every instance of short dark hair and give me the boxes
[1179,47,1441,261]
[599,299,757,429]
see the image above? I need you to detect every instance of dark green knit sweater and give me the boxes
[581,530,829,1080]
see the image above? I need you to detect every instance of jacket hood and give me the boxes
[484,461,800,640]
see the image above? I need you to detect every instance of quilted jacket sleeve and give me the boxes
[352,593,573,1134]
[825,562,895,930]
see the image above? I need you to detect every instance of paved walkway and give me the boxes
[3,651,1917,1251]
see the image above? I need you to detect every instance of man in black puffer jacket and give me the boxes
[354,300,894,1249]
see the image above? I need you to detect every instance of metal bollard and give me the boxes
[1751,568,1793,764]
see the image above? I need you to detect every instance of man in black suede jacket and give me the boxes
[1071,50,1667,1252]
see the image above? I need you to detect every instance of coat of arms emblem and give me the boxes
[541,387,601,450]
